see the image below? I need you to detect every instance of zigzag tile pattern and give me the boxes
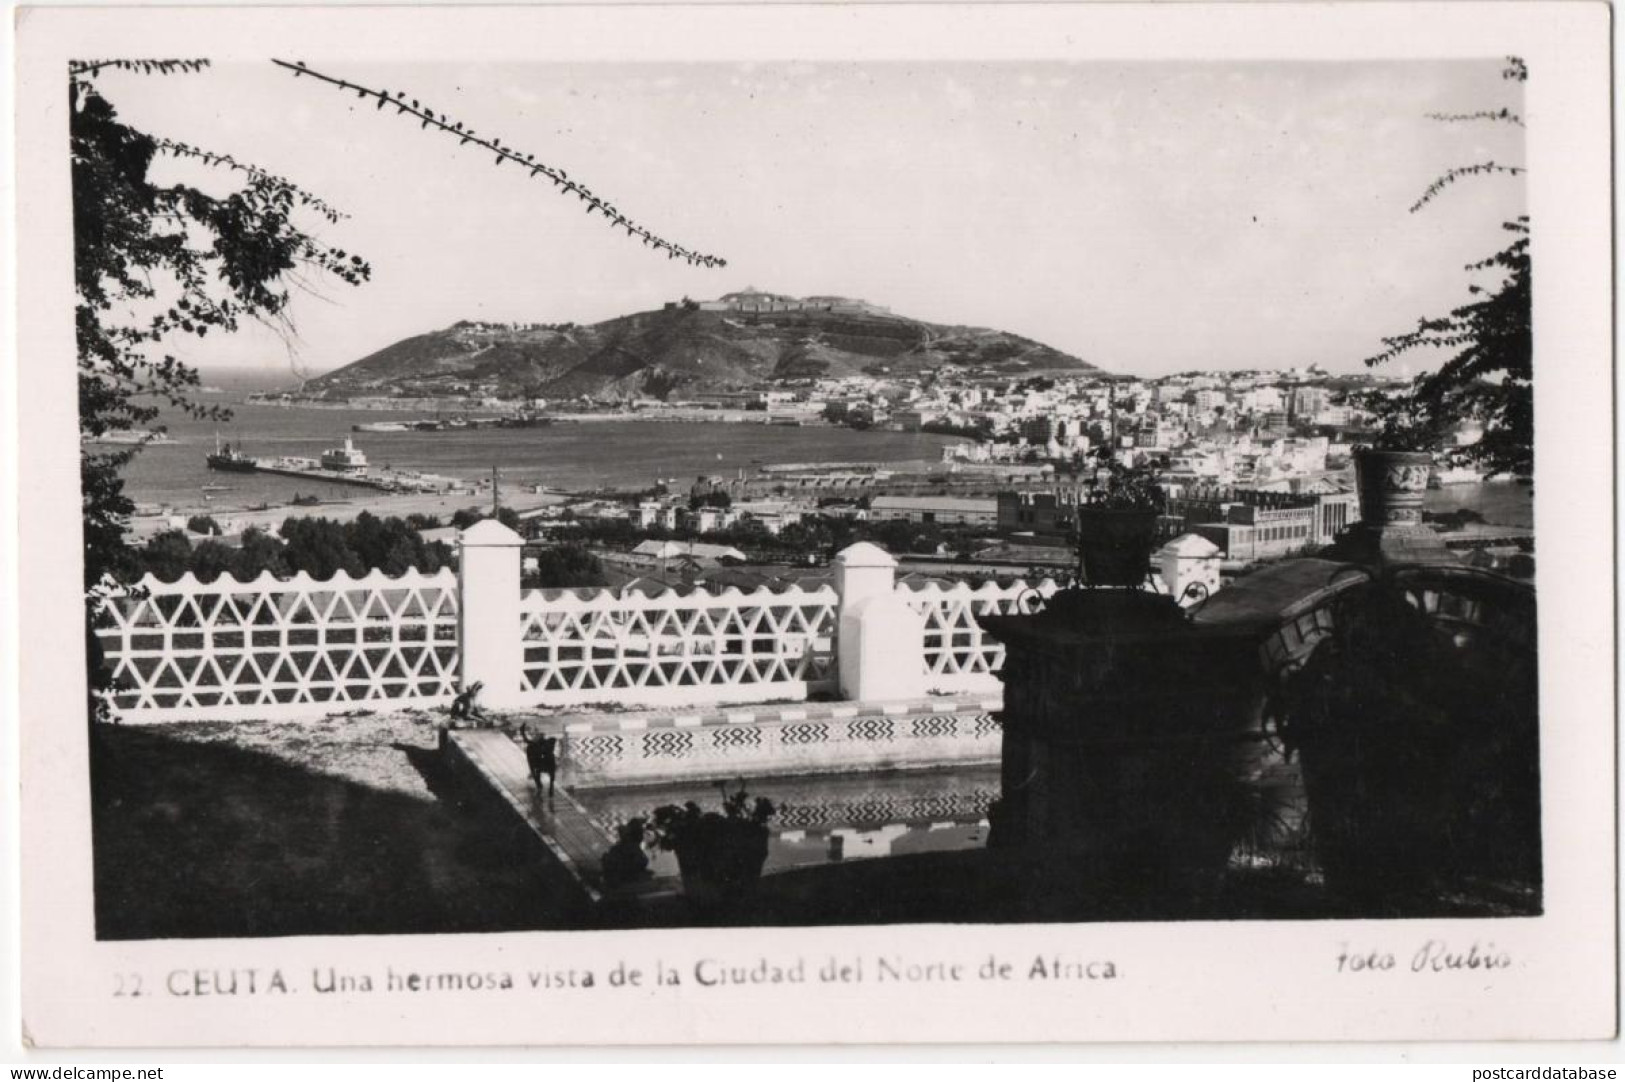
[642,729,695,758]
[581,785,998,836]
[570,733,626,764]
[710,726,763,750]
[772,787,998,830]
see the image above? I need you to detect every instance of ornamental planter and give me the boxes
[1353,448,1432,529]
[1335,449,1458,566]
[1074,507,1160,588]
[673,820,770,907]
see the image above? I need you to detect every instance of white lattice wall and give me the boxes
[89,534,1062,724]
[904,578,1060,694]
[94,568,460,722]
[517,584,838,708]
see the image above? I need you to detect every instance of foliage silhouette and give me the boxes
[1359,56,1531,477]
[73,59,370,715]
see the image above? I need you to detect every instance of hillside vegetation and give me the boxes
[305,300,1099,401]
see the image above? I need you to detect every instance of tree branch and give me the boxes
[70,59,210,79]
[1410,162,1526,213]
[270,58,727,269]
[1424,108,1524,128]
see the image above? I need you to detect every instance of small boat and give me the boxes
[200,483,233,493]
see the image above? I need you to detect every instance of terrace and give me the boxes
[90,510,1537,934]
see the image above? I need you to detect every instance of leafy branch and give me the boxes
[1363,56,1531,474]
[152,138,350,224]
[71,58,371,599]
[1409,55,1527,212]
[1409,162,1525,214]
[69,59,209,78]
[271,58,728,269]
[1360,219,1531,474]
[1424,107,1524,128]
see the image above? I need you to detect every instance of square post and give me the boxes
[834,541,926,702]
[457,519,526,709]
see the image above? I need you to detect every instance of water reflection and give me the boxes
[574,768,999,876]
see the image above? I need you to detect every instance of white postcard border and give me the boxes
[12,1,1616,1049]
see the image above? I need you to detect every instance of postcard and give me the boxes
[12,1,1615,1048]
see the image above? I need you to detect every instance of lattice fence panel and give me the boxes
[518,584,838,707]
[904,579,1058,686]
[94,568,460,721]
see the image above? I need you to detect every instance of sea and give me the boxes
[111,371,964,513]
[1419,478,1533,529]
[105,369,1535,529]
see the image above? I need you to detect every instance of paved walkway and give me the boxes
[445,729,612,902]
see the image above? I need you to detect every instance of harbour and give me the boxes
[206,433,470,495]
[123,391,961,515]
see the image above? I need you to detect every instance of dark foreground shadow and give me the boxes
[593,847,1540,930]
[91,725,582,940]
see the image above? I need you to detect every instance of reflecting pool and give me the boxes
[572,767,1000,876]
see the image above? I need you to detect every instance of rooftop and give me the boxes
[870,495,998,513]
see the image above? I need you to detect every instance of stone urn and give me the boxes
[1353,448,1432,528]
[1074,507,1160,587]
[1333,448,1456,566]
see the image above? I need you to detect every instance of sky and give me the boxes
[93,58,1525,378]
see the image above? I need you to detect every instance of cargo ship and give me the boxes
[206,435,258,472]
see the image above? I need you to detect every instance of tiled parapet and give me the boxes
[519,695,1006,788]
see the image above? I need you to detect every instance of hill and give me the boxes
[305,298,1101,401]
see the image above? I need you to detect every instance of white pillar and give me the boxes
[834,542,927,703]
[457,519,526,709]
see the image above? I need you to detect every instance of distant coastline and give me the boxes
[116,399,963,522]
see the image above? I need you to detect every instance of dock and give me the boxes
[249,461,399,490]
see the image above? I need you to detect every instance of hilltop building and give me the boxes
[697,289,891,316]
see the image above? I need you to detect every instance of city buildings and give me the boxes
[869,495,999,526]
